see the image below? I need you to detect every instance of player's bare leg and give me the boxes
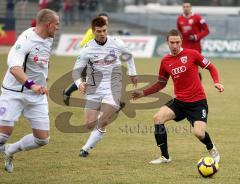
[0,124,49,172]
[80,103,117,157]
[0,125,13,152]
[149,106,175,164]
[193,121,220,162]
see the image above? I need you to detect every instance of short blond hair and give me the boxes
[36,9,58,25]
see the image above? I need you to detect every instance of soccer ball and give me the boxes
[197,157,219,177]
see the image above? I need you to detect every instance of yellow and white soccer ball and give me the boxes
[197,157,219,177]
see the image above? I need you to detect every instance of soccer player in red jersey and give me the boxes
[131,29,224,165]
[177,2,209,80]
[177,2,209,53]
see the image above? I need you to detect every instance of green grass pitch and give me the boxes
[0,54,239,184]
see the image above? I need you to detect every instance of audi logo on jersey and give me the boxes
[171,66,186,75]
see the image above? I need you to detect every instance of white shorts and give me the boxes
[85,93,121,110]
[0,90,49,130]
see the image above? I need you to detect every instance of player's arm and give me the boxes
[126,55,138,87]
[205,64,224,92]
[117,38,138,87]
[176,17,182,33]
[72,50,88,94]
[194,51,224,92]
[194,16,210,41]
[131,62,169,100]
[80,28,94,48]
[8,38,47,95]
[10,67,48,95]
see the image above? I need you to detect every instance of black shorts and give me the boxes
[165,98,208,126]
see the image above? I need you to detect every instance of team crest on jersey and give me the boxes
[188,19,194,24]
[180,56,188,64]
[109,50,116,57]
[202,58,209,65]
[0,107,6,116]
[103,50,117,64]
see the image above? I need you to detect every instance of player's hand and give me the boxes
[214,83,224,93]
[79,82,88,94]
[130,76,138,88]
[188,34,197,41]
[31,85,48,95]
[131,90,144,100]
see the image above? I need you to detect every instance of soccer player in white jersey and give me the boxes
[73,17,138,157]
[0,9,59,172]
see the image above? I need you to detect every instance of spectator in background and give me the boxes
[30,19,36,27]
[177,1,209,80]
[38,0,49,10]
[88,0,99,20]
[18,0,28,19]
[211,0,220,6]
[47,0,61,12]
[63,0,75,26]
[78,0,87,23]
[118,29,131,36]
[6,0,15,18]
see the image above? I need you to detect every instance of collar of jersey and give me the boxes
[94,38,107,46]
[169,48,183,56]
[31,27,50,42]
[182,12,194,18]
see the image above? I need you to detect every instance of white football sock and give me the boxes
[0,133,9,152]
[6,134,45,155]
[82,127,105,152]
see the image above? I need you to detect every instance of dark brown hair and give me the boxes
[183,1,191,4]
[91,17,107,30]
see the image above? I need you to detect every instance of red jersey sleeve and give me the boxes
[177,17,182,33]
[205,63,219,83]
[143,59,169,96]
[193,50,210,68]
[193,50,219,83]
[195,15,210,41]
[158,59,170,81]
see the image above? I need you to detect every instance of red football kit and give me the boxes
[143,49,219,102]
[177,13,209,53]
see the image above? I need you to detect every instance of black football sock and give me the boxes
[199,72,202,81]
[199,132,213,150]
[154,124,169,159]
[64,83,78,96]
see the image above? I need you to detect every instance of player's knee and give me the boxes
[153,113,165,124]
[0,133,9,145]
[194,129,205,139]
[85,117,98,129]
[153,106,173,123]
[85,122,95,130]
[98,116,110,126]
[34,137,50,146]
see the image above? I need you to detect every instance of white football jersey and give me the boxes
[2,27,53,93]
[73,36,137,94]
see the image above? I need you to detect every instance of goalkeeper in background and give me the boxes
[63,13,109,105]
